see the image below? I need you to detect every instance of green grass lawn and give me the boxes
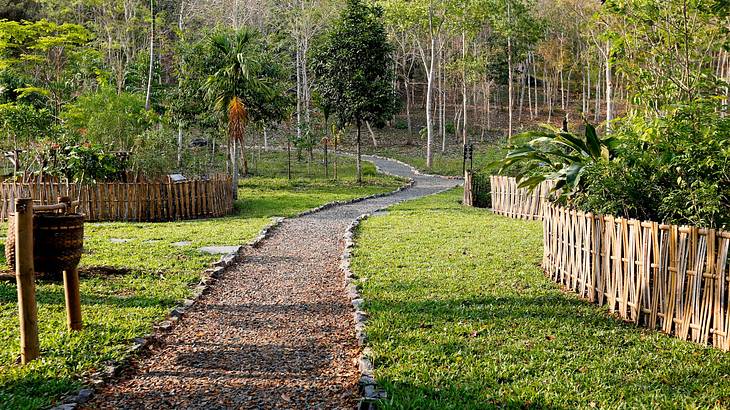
[0,153,403,410]
[352,188,730,409]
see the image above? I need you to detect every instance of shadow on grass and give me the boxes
[0,283,178,309]
[365,287,730,408]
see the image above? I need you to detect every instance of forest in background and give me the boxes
[0,0,728,224]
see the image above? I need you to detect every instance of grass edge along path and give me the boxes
[0,158,404,410]
[351,188,730,410]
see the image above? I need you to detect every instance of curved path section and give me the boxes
[87,157,460,409]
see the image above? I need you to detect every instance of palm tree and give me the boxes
[203,29,271,200]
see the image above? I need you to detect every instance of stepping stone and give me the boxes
[197,245,241,255]
[143,239,161,244]
[172,241,192,247]
[110,238,130,244]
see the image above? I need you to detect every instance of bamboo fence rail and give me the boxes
[0,176,234,222]
[489,175,553,220]
[543,204,730,350]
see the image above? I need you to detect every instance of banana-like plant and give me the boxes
[493,123,618,197]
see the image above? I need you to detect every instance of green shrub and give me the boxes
[445,120,456,135]
[61,87,156,151]
[472,172,491,208]
[129,128,178,178]
[571,156,660,221]
[570,104,729,228]
[0,103,56,149]
[30,141,125,182]
[393,118,408,129]
[494,103,729,229]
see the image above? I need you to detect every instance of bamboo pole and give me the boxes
[63,267,82,331]
[15,198,39,364]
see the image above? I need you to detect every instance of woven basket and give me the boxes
[6,212,84,280]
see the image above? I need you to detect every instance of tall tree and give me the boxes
[312,0,397,183]
[145,0,155,110]
[203,28,287,198]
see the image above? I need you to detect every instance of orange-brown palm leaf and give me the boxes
[228,96,248,144]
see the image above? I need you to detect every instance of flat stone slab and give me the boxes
[197,245,241,255]
[172,241,192,247]
[110,238,130,244]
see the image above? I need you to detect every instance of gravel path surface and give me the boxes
[85,157,460,409]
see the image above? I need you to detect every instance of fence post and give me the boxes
[463,171,473,206]
[63,267,82,331]
[15,198,39,364]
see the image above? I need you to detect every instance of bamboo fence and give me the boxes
[489,175,730,350]
[543,204,730,350]
[0,175,234,222]
[489,175,553,220]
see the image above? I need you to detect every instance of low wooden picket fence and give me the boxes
[489,175,553,220]
[0,176,234,222]
[543,204,730,350]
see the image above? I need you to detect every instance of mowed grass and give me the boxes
[0,152,403,410]
[351,188,730,409]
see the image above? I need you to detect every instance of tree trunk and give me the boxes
[462,30,467,147]
[486,81,491,130]
[333,132,338,180]
[287,138,291,180]
[295,44,302,141]
[356,120,362,183]
[507,35,513,140]
[177,122,183,168]
[533,54,538,116]
[437,47,443,145]
[231,140,239,200]
[527,53,533,119]
[518,66,526,122]
[145,0,154,111]
[263,127,268,150]
[366,121,377,148]
[405,79,413,135]
[595,62,601,123]
[605,40,613,132]
[425,29,435,168]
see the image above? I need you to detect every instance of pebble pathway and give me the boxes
[85,157,460,409]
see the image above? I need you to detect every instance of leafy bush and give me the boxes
[501,104,729,229]
[393,118,408,129]
[614,105,729,228]
[61,87,155,151]
[0,103,57,149]
[129,128,179,179]
[472,171,492,208]
[28,140,125,183]
[493,123,617,199]
[571,156,661,221]
[445,120,456,135]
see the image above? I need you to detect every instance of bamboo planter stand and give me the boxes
[11,197,84,364]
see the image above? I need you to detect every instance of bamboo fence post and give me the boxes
[63,267,82,331]
[463,171,473,206]
[15,198,39,364]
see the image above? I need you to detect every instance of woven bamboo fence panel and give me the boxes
[0,176,234,222]
[489,176,554,220]
[543,204,730,350]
